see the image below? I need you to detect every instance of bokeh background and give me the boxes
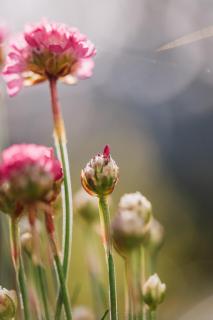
[1,0,213,319]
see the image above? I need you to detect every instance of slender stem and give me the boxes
[45,211,72,320]
[124,257,133,320]
[10,218,30,320]
[49,78,73,319]
[98,195,118,320]
[85,226,106,317]
[150,310,156,320]
[37,265,51,320]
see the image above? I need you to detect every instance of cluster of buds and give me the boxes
[0,144,63,217]
[74,188,99,224]
[3,19,96,96]
[143,274,166,310]
[0,287,17,319]
[81,145,119,197]
[112,192,152,255]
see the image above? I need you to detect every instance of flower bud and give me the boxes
[144,219,164,252]
[73,306,95,320]
[143,274,166,310]
[119,192,152,223]
[74,188,99,224]
[0,144,63,215]
[0,287,17,319]
[81,145,119,196]
[112,209,150,256]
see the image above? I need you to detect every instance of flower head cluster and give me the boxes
[0,286,17,319]
[143,274,166,310]
[119,192,152,223]
[0,144,63,215]
[3,19,96,96]
[112,192,152,255]
[81,145,119,197]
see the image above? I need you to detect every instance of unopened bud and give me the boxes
[81,145,119,196]
[74,188,99,223]
[73,306,95,320]
[119,192,152,223]
[144,219,164,252]
[112,209,149,256]
[0,287,17,319]
[143,274,166,310]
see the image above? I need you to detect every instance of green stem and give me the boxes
[10,219,30,320]
[150,310,156,320]
[37,265,51,320]
[45,211,72,320]
[98,195,118,320]
[49,78,73,319]
[124,257,133,320]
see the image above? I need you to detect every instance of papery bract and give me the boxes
[2,19,96,96]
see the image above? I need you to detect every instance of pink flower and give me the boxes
[0,144,63,207]
[2,19,96,96]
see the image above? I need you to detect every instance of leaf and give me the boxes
[100,309,109,320]
[157,25,213,52]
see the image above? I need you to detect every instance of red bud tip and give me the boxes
[103,144,110,157]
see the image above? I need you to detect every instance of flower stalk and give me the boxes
[98,195,118,320]
[10,218,30,320]
[49,78,73,318]
[44,209,72,320]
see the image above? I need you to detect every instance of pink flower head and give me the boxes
[3,19,96,96]
[0,144,63,207]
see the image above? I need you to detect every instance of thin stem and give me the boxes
[85,226,106,317]
[98,195,118,320]
[49,78,73,319]
[10,218,30,320]
[147,309,157,320]
[37,265,51,320]
[45,211,72,320]
[124,257,133,320]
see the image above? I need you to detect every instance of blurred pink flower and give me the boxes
[0,144,62,182]
[2,19,96,96]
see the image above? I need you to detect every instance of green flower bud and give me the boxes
[74,188,99,224]
[81,145,119,197]
[0,287,17,319]
[119,192,152,223]
[143,274,166,310]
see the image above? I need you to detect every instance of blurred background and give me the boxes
[1,0,213,319]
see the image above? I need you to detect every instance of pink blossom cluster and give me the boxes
[3,20,96,96]
[0,144,62,182]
